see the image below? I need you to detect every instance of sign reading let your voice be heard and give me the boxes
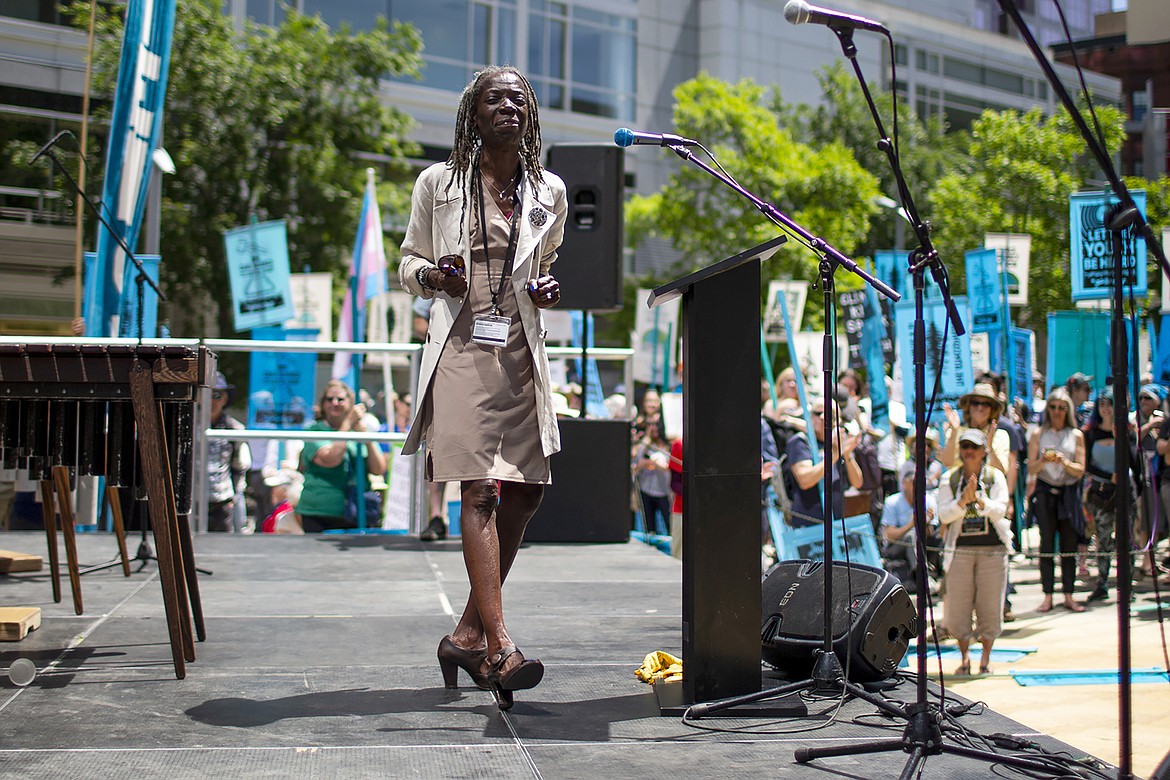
[1070,190,1147,302]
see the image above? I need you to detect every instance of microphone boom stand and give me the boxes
[33,138,211,578]
[668,137,912,723]
[791,25,1067,778]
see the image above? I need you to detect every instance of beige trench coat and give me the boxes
[397,161,568,460]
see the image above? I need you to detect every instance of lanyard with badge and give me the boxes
[470,169,524,349]
[960,465,989,535]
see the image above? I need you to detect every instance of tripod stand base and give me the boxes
[653,677,807,718]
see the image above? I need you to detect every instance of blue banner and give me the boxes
[84,252,161,338]
[989,327,1033,407]
[87,0,177,337]
[894,296,972,423]
[1070,190,1148,301]
[965,248,1004,333]
[1156,315,1170,386]
[224,219,295,332]
[571,312,606,417]
[248,326,318,430]
[1045,310,1137,403]
[861,284,890,432]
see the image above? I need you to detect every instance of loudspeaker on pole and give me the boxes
[545,143,624,312]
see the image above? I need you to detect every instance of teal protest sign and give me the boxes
[1070,190,1147,302]
[224,219,295,331]
[894,296,972,423]
[1045,310,1136,399]
[85,252,161,338]
[247,326,318,430]
[965,248,1003,333]
[988,327,1033,406]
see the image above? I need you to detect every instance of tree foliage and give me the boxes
[82,0,422,336]
[927,105,1131,330]
[625,72,883,315]
[775,62,961,256]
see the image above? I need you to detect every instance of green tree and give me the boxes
[775,62,961,255]
[625,73,883,331]
[82,0,422,338]
[927,105,1128,331]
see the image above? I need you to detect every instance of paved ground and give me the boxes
[934,528,1170,778]
[0,528,1166,779]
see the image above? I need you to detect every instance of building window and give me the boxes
[1132,89,1149,122]
[377,0,635,121]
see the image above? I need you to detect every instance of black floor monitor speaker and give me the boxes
[524,418,631,542]
[761,559,916,682]
[545,143,623,311]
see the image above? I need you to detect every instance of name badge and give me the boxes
[471,314,510,348]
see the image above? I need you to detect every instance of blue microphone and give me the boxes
[614,127,701,148]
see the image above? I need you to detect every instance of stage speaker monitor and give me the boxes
[524,418,631,543]
[761,559,916,682]
[545,143,623,311]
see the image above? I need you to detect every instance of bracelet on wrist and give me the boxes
[416,265,438,291]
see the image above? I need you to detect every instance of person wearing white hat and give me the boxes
[937,428,1012,676]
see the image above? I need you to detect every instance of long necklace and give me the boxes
[483,169,517,200]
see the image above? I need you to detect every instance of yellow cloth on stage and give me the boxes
[634,650,683,684]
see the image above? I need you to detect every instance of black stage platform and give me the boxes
[0,533,1114,779]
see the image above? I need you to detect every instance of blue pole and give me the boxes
[350,275,367,531]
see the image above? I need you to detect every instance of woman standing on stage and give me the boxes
[1027,387,1086,613]
[399,65,567,710]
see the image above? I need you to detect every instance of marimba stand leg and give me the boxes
[129,360,193,678]
[176,513,206,642]
[39,477,83,614]
[40,481,61,603]
[108,485,132,577]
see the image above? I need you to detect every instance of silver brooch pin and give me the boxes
[528,207,547,228]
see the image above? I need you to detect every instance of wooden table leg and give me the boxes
[176,513,206,642]
[106,484,132,577]
[129,361,190,679]
[52,466,84,615]
[39,481,60,603]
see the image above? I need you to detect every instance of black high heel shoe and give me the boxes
[485,645,544,711]
[437,636,490,690]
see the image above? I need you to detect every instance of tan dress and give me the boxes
[425,184,550,484]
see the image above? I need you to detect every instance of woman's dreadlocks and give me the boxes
[445,66,545,241]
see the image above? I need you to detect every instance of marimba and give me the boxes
[0,342,216,679]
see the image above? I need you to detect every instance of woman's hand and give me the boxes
[432,263,468,298]
[943,403,961,433]
[345,403,367,432]
[528,274,561,309]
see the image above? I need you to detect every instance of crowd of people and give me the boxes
[756,364,1170,676]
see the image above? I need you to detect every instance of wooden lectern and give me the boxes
[648,236,788,708]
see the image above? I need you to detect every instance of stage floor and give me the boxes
[0,532,1136,779]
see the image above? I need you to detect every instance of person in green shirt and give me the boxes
[297,379,386,532]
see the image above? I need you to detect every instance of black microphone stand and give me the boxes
[791,26,1068,778]
[662,135,912,722]
[993,4,1169,777]
[32,136,206,577]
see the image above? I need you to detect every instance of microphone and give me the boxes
[783,0,888,34]
[29,130,73,165]
[614,128,701,148]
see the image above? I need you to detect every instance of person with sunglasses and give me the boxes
[1027,387,1087,612]
[297,379,387,533]
[782,399,864,528]
[938,428,1011,676]
[206,372,250,532]
[940,383,1014,486]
